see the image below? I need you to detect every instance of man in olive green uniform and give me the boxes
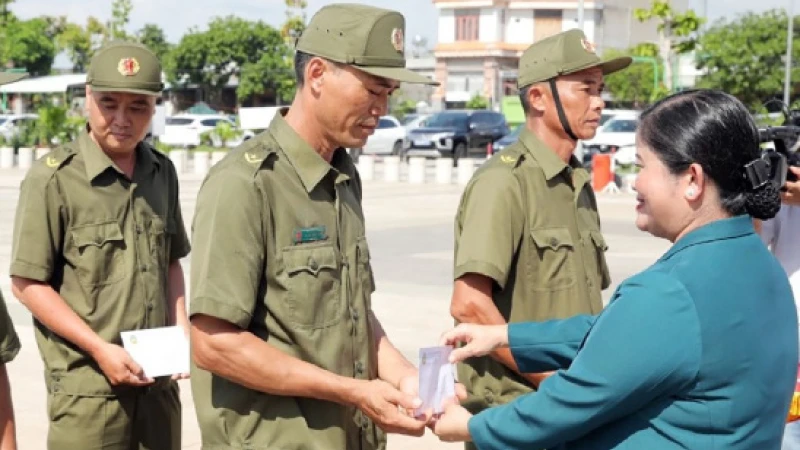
[450,30,632,449]
[9,43,190,450]
[189,4,447,450]
[0,65,28,450]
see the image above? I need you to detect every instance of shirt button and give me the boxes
[308,257,318,271]
[140,265,148,272]
[135,226,142,234]
[355,362,364,374]
[549,237,558,247]
[146,304,154,310]
[352,309,359,321]
[484,391,495,404]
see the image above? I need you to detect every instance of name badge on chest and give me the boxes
[293,225,328,245]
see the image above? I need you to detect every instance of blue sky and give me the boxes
[7,0,798,68]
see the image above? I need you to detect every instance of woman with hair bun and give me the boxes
[431,89,798,450]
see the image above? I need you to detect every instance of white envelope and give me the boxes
[120,326,189,378]
[416,345,456,416]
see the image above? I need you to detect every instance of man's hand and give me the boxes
[782,167,800,206]
[90,342,154,386]
[355,379,427,436]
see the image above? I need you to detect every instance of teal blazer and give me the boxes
[469,216,798,450]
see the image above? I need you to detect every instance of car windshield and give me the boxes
[600,113,614,126]
[603,119,637,133]
[166,117,194,126]
[402,114,419,125]
[425,112,468,128]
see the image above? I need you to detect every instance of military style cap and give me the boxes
[296,3,438,85]
[518,29,632,89]
[0,72,27,85]
[87,41,163,96]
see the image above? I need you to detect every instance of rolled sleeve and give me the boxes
[189,169,265,329]
[454,169,524,289]
[10,168,63,283]
[469,272,702,450]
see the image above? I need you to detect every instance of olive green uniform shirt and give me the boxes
[190,112,383,450]
[454,128,610,413]
[9,131,190,396]
[0,290,20,364]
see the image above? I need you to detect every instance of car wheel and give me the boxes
[452,142,467,167]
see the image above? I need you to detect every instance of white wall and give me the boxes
[561,9,597,42]
[479,8,500,42]
[505,9,533,44]
[438,9,455,44]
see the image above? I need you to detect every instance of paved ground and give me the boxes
[0,166,669,450]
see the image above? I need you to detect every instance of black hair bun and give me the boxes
[745,182,781,220]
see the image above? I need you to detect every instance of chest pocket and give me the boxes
[282,243,343,329]
[71,221,127,287]
[529,227,576,291]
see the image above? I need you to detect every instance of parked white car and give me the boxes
[159,114,254,148]
[360,115,406,155]
[583,111,639,167]
[0,113,38,142]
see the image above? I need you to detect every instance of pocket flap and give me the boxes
[284,245,338,276]
[356,237,371,262]
[71,222,124,248]
[530,227,574,250]
[590,230,609,251]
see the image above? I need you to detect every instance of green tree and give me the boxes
[165,17,292,105]
[0,0,13,26]
[635,0,704,91]
[697,10,799,109]
[282,0,307,40]
[137,24,171,60]
[1,17,56,76]
[466,94,489,110]
[108,0,133,41]
[56,17,107,72]
[604,43,667,107]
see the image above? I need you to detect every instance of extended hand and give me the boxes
[92,342,154,387]
[440,324,509,364]
[356,379,427,436]
[432,402,473,442]
[781,167,800,206]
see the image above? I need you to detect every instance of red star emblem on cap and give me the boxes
[117,57,140,77]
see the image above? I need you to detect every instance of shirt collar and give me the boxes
[79,130,159,181]
[518,128,576,181]
[268,109,351,192]
[659,215,755,262]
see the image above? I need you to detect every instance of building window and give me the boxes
[455,9,480,41]
[534,9,563,42]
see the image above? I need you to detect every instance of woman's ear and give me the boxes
[685,163,706,201]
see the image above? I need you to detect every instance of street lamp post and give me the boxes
[785,0,795,107]
[577,0,585,31]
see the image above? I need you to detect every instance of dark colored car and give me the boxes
[405,110,509,166]
[491,124,523,153]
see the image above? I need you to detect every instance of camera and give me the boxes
[757,110,800,190]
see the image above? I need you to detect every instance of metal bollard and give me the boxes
[18,147,33,170]
[358,155,375,181]
[408,157,426,184]
[193,151,210,176]
[0,147,13,169]
[169,150,186,174]
[435,158,453,184]
[457,158,475,185]
[383,156,400,182]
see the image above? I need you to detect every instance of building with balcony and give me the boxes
[432,0,689,109]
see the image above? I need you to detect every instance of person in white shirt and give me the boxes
[759,166,800,450]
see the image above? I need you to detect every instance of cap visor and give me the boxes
[89,85,161,96]
[0,73,28,86]
[356,66,439,85]
[598,56,633,76]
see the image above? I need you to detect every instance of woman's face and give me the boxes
[634,144,693,241]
